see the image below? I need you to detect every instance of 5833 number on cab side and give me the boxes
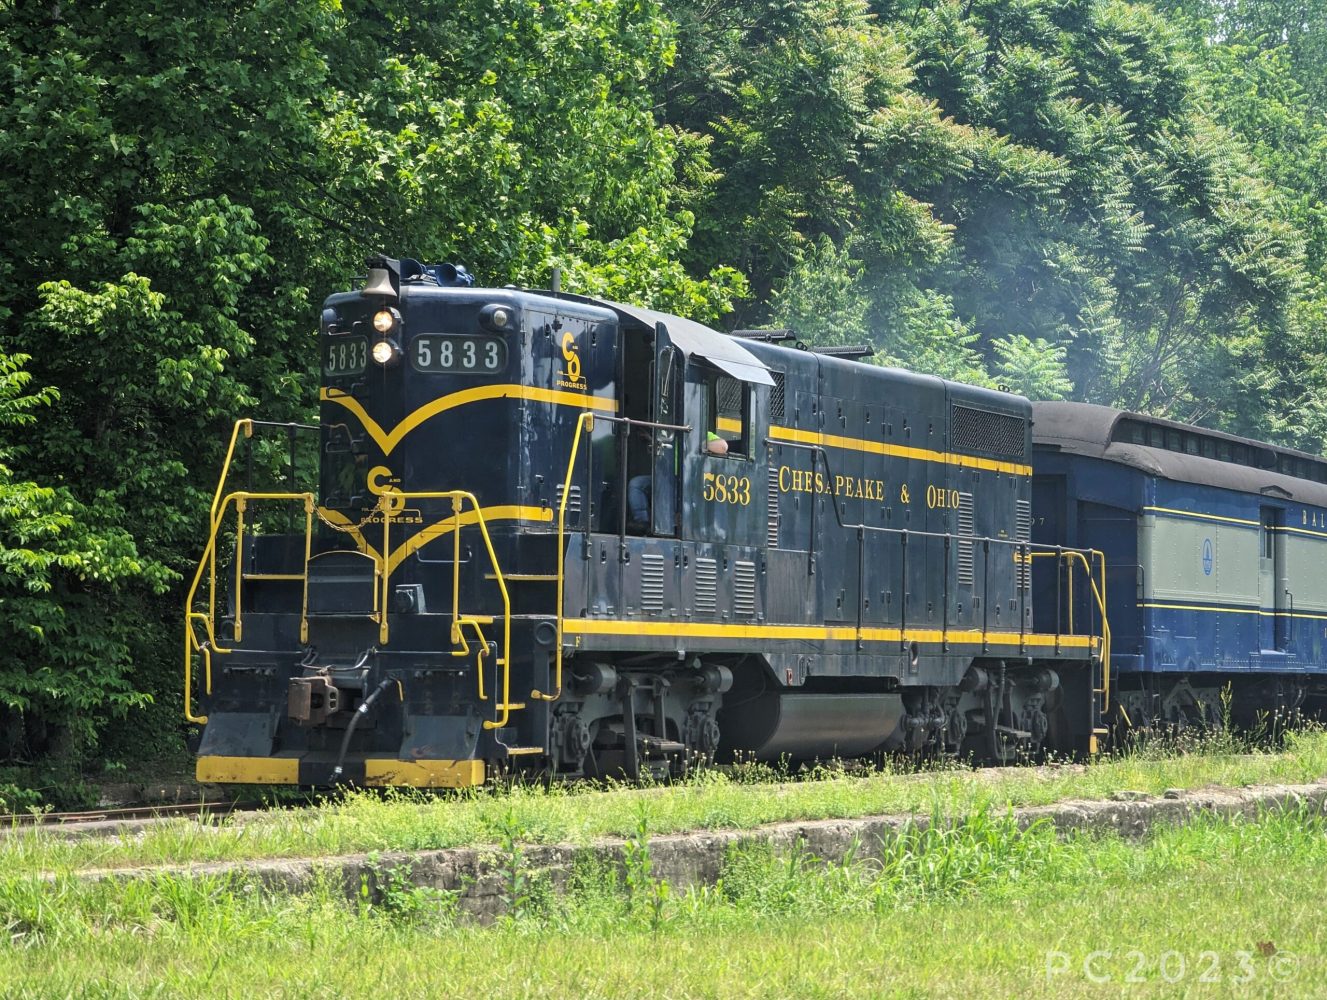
[703,472,751,505]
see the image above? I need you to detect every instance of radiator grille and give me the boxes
[640,553,664,612]
[951,404,1026,458]
[695,557,718,613]
[957,492,975,586]
[766,466,781,547]
[734,561,756,616]
[1016,499,1032,590]
[770,372,786,423]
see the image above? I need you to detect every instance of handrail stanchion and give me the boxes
[233,498,247,642]
[536,411,594,703]
[380,501,392,645]
[451,496,464,644]
[299,496,314,644]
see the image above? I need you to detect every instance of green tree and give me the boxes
[662,0,992,371]
[1154,0,1327,446]
[991,334,1074,400]
[0,352,154,758]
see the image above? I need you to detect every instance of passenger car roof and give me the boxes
[1031,401,1327,505]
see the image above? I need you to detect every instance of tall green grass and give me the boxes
[1,806,1323,997]
[6,727,1327,877]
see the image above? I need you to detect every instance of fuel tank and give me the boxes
[719,691,905,761]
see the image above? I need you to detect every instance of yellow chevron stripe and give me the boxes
[385,504,550,576]
[562,618,1092,648]
[320,384,616,455]
[768,425,1032,476]
[317,504,552,576]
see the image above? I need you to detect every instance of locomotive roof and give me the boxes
[598,299,775,386]
[1031,401,1327,504]
[523,285,1026,409]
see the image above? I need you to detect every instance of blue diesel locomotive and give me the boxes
[184,258,1108,787]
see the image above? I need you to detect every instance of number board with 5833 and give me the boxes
[412,334,507,374]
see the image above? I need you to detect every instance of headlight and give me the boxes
[491,307,510,328]
[371,340,396,365]
[373,309,396,333]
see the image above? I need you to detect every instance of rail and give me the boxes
[186,420,522,732]
[184,418,345,726]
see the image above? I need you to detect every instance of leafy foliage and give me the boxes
[0,353,152,758]
[662,0,1317,433]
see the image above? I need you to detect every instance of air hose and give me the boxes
[330,677,396,783]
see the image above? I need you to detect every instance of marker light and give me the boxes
[479,303,513,331]
[371,340,396,365]
[373,309,396,333]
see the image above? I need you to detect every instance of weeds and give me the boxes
[493,807,541,920]
[622,808,669,933]
[358,854,458,925]
[1,806,1324,996]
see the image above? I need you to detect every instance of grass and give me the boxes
[0,804,1323,997]
[5,727,1327,876]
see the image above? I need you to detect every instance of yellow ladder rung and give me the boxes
[498,702,526,711]
[242,573,306,581]
[463,615,495,625]
[505,747,545,756]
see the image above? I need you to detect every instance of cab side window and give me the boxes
[706,370,749,457]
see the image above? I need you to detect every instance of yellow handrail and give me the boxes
[1025,547,1111,714]
[208,420,252,630]
[184,489,316,726]
[1061,548,1111,711]
[538,410,595,704]
[381,490,516,730]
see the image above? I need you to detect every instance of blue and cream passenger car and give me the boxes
[1031,402,1327,728]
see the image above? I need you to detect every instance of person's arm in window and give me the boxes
[705,431,729,455]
